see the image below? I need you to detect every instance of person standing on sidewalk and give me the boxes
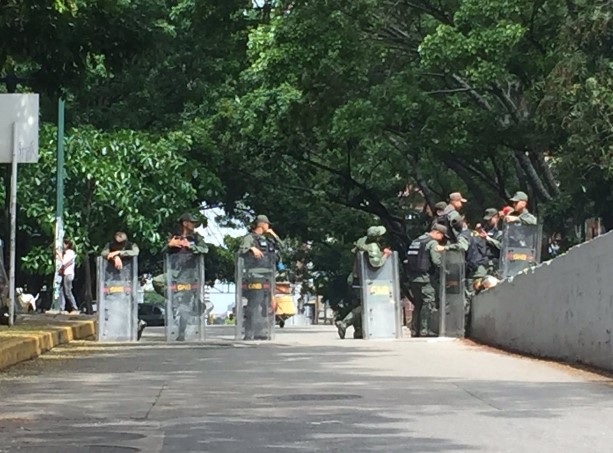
[58,239,79,314]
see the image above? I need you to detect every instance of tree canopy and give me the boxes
[1,0,612,300]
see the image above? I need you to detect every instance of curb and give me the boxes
[0,320,97,372]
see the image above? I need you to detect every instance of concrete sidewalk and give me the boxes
[0,314,96,371]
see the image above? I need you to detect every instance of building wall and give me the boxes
[471,231,613,371]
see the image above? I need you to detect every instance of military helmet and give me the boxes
[366,226,386,238]
[179,212,200,223]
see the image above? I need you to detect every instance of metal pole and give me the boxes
[52,99,65,311]
[438,254,447,337]
[8,122,19,326]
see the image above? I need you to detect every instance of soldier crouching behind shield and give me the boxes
[163,213,209,341]
[238,215,284,341]
[336,226,391,340]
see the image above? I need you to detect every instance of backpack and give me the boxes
[465,233,488,274]
[405,236,432,274]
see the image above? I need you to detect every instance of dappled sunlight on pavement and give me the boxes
[0,325,612,452]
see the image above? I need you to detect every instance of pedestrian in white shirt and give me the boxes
[58,239,79,313]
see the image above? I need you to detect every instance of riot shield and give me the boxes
[500,224,543,279]
[438,250,465,338]
[97,256,138,342]
[358,251,402,340]
[165,253,206,342]
[235,253,276,341]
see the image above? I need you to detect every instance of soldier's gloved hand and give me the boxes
[435,245,445,253]
[168,237,183,248]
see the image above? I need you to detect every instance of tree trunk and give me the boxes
[407,151,436,210]
[514,150,552,202]
[445,159,487,208]
[530,150,560,197]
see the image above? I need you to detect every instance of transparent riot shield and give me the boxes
[358,251,402,340]
[165,253,206,342]
[235,253,276,341]
[438,250,465,338]
[97,256,138,342]
[501,224,543,279]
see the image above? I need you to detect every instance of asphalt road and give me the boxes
[0,325,612,452]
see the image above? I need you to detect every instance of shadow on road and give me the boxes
[1,326,612,452]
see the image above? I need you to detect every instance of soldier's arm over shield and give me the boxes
[190,234,209,254]
[518,211,537,225]
[485,234,502,250]
[444,234,469,252]
[239,233,260,256]
[119,242,139,257]
[101,242,112,259]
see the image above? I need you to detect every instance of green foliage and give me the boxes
[18,124,220,274]
[3,0,613,299]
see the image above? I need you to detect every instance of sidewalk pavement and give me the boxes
[0,314,97,371]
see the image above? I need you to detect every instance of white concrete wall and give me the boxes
[471,231,613,371]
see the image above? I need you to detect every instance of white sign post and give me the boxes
[0,94,39,326]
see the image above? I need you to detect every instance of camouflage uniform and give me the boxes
[337,226,388,339]
[407,232,442,337]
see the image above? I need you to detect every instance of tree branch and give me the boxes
[425,88,474,95]
[513,150,553,201]
[451,74,494,112]
[385,132,436,210]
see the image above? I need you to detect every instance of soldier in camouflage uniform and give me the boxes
[154,213,209,341]
[336,226,391,339]
[406,224,447,337]
[238,215,284,340]
[504,191,537,225]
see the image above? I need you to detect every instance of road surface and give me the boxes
[0,325,612,452]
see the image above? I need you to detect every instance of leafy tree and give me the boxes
[17,124,221,304]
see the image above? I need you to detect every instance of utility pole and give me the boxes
[52,99,65,311]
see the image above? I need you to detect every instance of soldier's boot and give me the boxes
[137,320,147,341]
[353,313,363,339]
[177,314,188,341]
[411,314,421,338]
[342,309,355,326]
[336,320,347,339]
[420,312,431,337]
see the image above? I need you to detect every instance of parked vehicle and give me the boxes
[274,282,296,328]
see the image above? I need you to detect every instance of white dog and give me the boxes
[16,287,38,312]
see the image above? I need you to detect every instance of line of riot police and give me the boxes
[335,190,542,340]
[97,212,285,343]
